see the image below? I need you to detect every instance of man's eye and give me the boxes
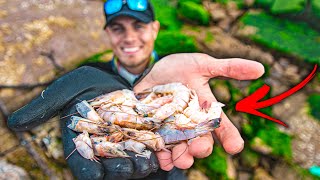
[135,24,144,30]
[111,27,123,33]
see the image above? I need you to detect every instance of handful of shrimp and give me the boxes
[67,82,224,161]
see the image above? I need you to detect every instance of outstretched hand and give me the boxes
[134,53,265,171]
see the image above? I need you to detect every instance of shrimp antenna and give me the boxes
[65,148,77,160]
[60,112,80,119]
[163,143,189,167]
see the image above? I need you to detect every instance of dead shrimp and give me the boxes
[121,128,166,152]
[97,106,161,130]
[67,116,120,135]
[157,118,221,145]
[183,90,225,124]
[89,89,138,109]
[70,131,99,162]
[135,83,191,120]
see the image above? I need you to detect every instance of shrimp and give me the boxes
[76,100,104,123]
[121,128,166,151]
[68,116,120,134]
[91,136,129,158]
[157,118,221,144]
[97,106,161,130]
[183,90,225,124]
[120,139,152,159]
[89,89,138,108]
[136,82,191,120]
[72,131,99,162]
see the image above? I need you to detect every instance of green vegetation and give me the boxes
[205,31,215,43]
[239,12,320,64]
[254,0,275,8]
[194,145,228,179]
[311,0,320,18]
[271,0,305,14]
[155,31,198,56]
[307,94,320,120]
[150,0,181,30]
[177,1,210,25]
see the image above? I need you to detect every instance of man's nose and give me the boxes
[124,29,138,42]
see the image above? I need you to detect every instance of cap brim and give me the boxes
[105,9,152,28]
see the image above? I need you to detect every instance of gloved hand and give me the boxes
[8,66,159,180]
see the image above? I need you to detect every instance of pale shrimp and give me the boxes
[120,139,152,159]
[91,136,129,158]
[68,116,120,135]
[89,89,138,109]
[136,83,191,120]
[121,128,166,152]
[183,90,225,124]
[97,106,161,130]
[157,118,221,144]
[76,100,103,123]
[72,131,99,162]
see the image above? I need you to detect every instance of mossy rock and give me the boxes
[239,12,320,64]
[194,145,228,179]
[177,1,210,26]
[151,0,182,30]
[311,0,320,19]
[155,30,198,56]
[271,0,306,14]
[256,128,292,160]
[307,94,320,120]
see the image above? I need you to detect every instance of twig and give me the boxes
[17,132,60,179]
[40,50,65,73]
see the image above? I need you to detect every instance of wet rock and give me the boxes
[0,159,30,180]
[253,168,274,180]
[188,169,209,180]
[251,137,272,155]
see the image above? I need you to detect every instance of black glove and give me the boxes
[8,66,159,180]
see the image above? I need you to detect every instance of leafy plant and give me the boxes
[177,1,210,25]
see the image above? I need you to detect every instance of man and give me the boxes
[87,0,160,86]
[8,0,265,179]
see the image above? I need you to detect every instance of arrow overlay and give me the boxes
[236,64,318,127]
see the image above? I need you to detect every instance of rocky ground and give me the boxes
[0,0,319,179]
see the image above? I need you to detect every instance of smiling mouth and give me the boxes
[123,47,140,53]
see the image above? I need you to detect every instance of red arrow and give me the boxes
[236,64,318,127]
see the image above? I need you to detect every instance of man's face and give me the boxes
[106,16,160,74]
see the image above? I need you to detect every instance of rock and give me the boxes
[188,169,209,180]
[253,168,274,180]
[251,137,273,155]
[0,160,30,180]
[227,156,236,179]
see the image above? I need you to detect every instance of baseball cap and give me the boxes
[104,0,155,28]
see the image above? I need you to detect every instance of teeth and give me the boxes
[123,47,139,53]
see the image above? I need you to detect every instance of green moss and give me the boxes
[271,0,306,14]
[151,0,182,30]
[194,146,228,179]
[177,1,210,26]
[155,30,198,56]
[239,12,320,64]
[205,31,215,43]
[307,94,320,120]
[78,50,113,66]
[178,0,202,4]
[254,0,275,8]
[256,128,292,160]
[311,0,320,18]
